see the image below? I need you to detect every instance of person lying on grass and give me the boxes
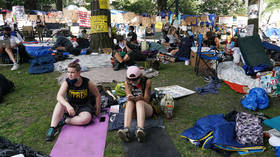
[118,66,153,143]
[46,60,101,141]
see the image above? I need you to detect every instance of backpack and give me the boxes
[235,112,263,146]
[0,74,15,102]
[150,91,165,115]
[114,82,126,97]
[98,85,118,108]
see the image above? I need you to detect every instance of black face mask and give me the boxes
[66,78,78,86]
[4,33,10,39]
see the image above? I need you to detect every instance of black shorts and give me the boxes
[68,100,96,116]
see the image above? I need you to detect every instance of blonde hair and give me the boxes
[168,27,176,35]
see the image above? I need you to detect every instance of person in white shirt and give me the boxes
[0,26,20,70]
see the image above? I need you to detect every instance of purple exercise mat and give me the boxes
[50,114,109,157]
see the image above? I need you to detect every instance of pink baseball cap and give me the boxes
[127,66,141,79]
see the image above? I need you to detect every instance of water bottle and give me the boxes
[167,104,174,119]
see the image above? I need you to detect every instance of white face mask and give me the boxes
[119,42,125,49]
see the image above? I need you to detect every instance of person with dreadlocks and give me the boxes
[46,60,101,141]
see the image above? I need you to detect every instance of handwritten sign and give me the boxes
[90,15,108,34]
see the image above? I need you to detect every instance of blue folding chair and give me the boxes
[194,34,224,76]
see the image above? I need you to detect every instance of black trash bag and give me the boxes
[0,136,50,157]
[0,74,15,102]
[97,85,118,108]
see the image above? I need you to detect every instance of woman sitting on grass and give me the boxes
[46,60,101,141]
[118,66,153,143]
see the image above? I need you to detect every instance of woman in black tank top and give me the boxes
[46,61,101,141]
[117,66,153,143]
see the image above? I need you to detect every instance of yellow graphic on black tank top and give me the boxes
[68,89,88,99]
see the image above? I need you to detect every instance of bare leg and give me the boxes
[170,49,179,55]
[66,112,92,125]
[123,54,130,62]
[5,47,16,63]
[56,47,67,51]
[0,47,3,53]
[135,100,153,128]
[50,102,67,127]
[114,53,123,63]
[124,101,135,128]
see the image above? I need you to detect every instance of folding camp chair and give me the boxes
[0,47,20,66]
[194,34,223,76]
[21,26,35,41]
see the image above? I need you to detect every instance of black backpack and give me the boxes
[0,74,15,102]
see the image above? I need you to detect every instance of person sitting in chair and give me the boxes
[0,26,20,70]
[46,61,101,141]
[126,26,146,61]
[170,31,192,63]
[127,26,137,44]
[118,66,153,143]
[112,35,135,71]
[49,30,74,53]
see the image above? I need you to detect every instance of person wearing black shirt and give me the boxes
[46,61,101,141]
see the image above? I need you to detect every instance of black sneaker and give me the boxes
[46,127,58,142]
[118,127,130,142]
[135,127,145,143]
[113,62,121,71]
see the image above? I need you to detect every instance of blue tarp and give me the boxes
[265,28,280,39]
[25,45,52,57]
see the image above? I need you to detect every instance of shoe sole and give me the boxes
[136,131,145,143]
[45,130,59,142]
[118,130,130,142]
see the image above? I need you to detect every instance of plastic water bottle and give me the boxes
[167,104,174,119]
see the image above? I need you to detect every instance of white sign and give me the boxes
[219,16,233,27]
[246,24,254,36]
[155,85,195,99]
[236,16,248,27]
[12,6,25,20]
[248,4,259,19]
[0,14,4,26]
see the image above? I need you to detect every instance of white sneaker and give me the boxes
[185,60,190,65]
[11,63,19,71]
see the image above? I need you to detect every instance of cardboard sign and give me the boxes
[90,15,108,34]
[155,21,163,32]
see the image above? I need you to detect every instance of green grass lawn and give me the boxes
[0,62,279,157]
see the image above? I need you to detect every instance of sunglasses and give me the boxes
[126,77,140,81]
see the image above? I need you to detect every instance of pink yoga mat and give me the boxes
[50,114,109,157]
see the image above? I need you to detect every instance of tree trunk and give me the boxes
[24,0,37,10]
[90,0,112,52]
[157,0,167,12]
[56,0,63,11]
[248,0,260,35]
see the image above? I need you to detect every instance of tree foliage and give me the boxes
[0,0,56,10]
[262,0,280,15]
[111,0,199,15]
[111,0,157,15]
[198,0,247,16]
